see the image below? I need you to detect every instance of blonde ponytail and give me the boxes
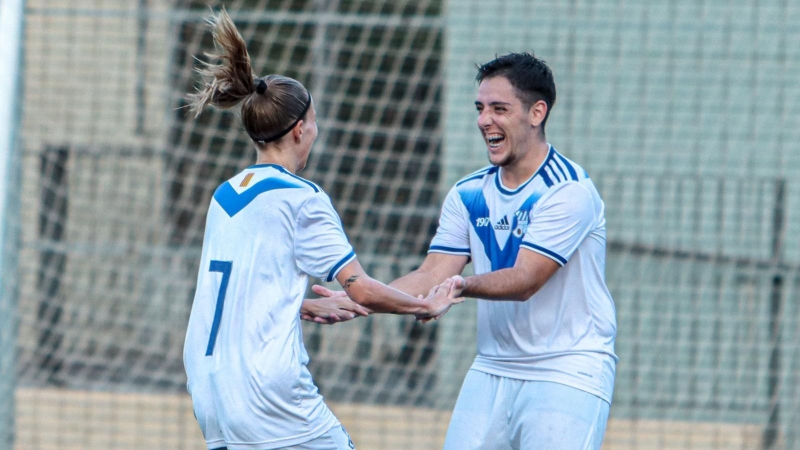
[189,8,255,117]
[188,8,312,145]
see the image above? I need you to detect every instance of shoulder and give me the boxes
[211,165,323,217]
[215,165,321,195]
[535,181,596,221]
[268,166,321,193]
[539,148,590,187]
[536,149,596,205]
[455,165,498,188]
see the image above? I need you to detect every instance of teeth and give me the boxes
[486,134,504,146]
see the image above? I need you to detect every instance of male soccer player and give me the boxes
[308,52,617,449]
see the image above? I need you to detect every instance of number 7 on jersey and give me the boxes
[206,260,232,356]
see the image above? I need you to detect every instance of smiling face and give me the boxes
[475,76,541,167]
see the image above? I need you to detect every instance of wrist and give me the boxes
[460,276,470,297]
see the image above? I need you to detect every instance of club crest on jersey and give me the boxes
[494,216,511,230]
[513,210,529,237]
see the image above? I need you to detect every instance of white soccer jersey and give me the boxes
[183,164,355,450]
[430,146,618,403]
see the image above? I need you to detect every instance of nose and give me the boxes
[477,109,492,128]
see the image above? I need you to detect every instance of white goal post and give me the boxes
[0,0,26,446]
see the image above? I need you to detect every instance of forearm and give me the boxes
[461,268,544,301]
[388,269,442,297]
[347,276,432,315]
[388,253,467,296]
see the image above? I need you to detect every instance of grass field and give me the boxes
[14,387,767,449]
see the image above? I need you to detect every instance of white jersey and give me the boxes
[183,164,356,450]
[430,146,618,403]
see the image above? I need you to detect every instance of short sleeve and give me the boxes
[520,182,596,266]
[428,186,471,256]
[295,193,356,281]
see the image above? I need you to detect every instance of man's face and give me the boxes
[475,76,535,167]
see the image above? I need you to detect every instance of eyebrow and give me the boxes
[475,101,512,107]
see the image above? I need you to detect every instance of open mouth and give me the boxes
[486,133,505,149]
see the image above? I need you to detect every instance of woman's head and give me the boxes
[189,9,315,168]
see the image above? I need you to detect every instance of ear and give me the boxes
[528,100,548,128]
[292,120,305,142]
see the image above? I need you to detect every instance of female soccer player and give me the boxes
[182,10,459,450]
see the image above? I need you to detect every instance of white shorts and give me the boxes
[211,424,355,450]
[443,370,610,450]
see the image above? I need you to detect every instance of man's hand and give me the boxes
[416,278,464,321]
[448,275,467,299]
[416,276,467,323]
[301,285,371,324]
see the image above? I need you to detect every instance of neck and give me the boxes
[255,146,299,174]
[499,139,550,189]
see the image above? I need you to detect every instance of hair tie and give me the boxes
[256,79,267,94]
[248,91,312,143]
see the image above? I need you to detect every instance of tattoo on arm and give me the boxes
[344,275,358,289]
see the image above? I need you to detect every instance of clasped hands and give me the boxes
[301,275,467,325]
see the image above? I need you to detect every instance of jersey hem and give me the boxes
[470,358,614,404]
[216,416,339,450]
[205,438,226,450]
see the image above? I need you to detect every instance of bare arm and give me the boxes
[388,252,470,297]
[300,293,371,324]
[453,249,560,301]
[301,252,468,323]
[335,258,461,317]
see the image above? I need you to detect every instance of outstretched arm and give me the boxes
[388,252,469,297]
[450,248,560,301]
[300,292,371,324]
[334,257,462,318]
[302,252,468,323]
[446,180,599,302]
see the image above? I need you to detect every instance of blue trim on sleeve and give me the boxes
[428,245,471,255]
[326,250,356,282]
[213,177,306,217]
[248,163,320,192]
[520,242,567,266]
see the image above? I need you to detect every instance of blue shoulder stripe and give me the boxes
[283,172,319,192]
[213,177,307,217]
[539,169,554,187]
[550,159,568,182]
[248,163,320,192]
[554,152,579,181]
